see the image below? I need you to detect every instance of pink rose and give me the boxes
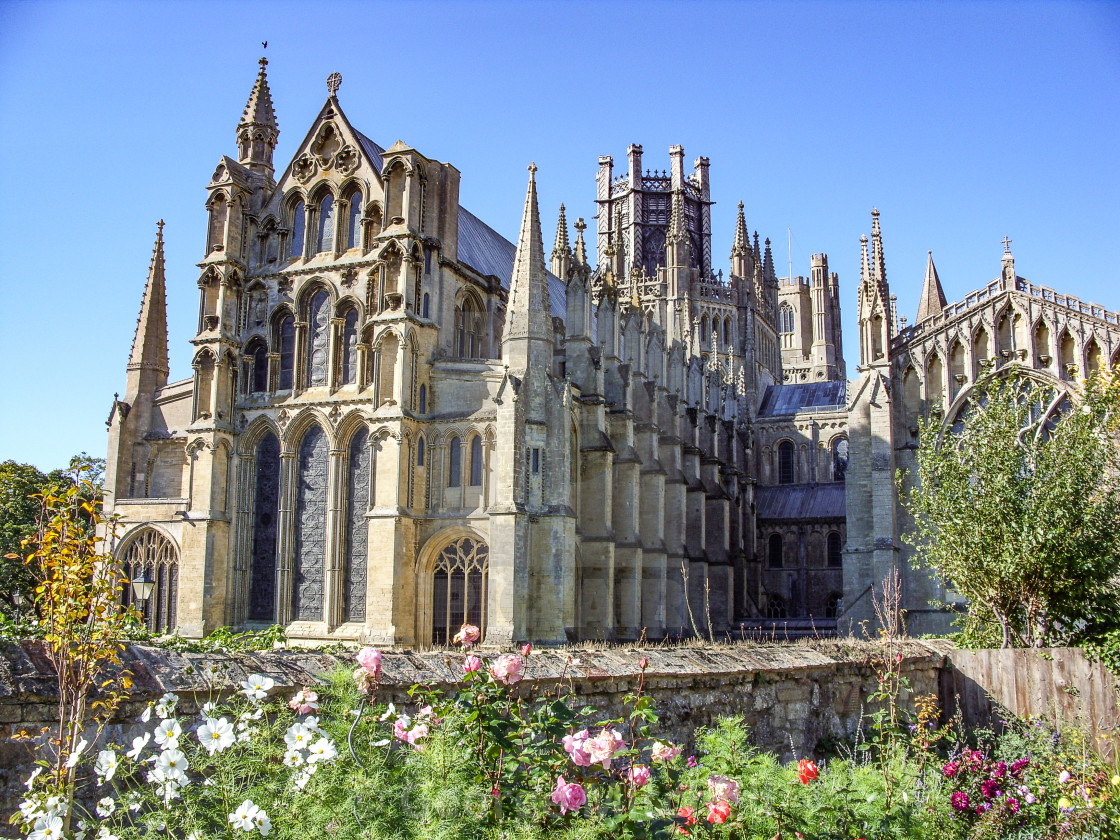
[353,667,376,695]
[490,654,524,685]
[453,624,481,648]
[357,647,383,676]
[563,729,593,767]
[393,716,411,742]
[707,774,740,804]
[405,722,429,749]
[627,764,651,787]
[288,688,319,715]
[650,741,682,762]
[584,728,624,769]
[521,643,532,657]
[463,655,483,674]
[551,775,587,815]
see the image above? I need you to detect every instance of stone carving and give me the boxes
[335,145,360,175]
[293,153,317,184]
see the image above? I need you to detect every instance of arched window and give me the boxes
[723,318,732,349]
[289,200,305,258]
[431,536,489,645]
[422,292,430,319]
[278,315,295,390]
[306,290,330,387]
[447,436,461,487]
[248,339,268,393]
[779,304,795,334]
[340,307,359,386]
[826,593,842,619]
[249,432,280,621]
[346,190,363,250]
[700,316,708,344]
[827,532,843,567]
[417,436,426,467]
[418,384,427,414]
[469,435,484,486]
[292,425,328,622]
[778,441,795,485]
[118,528,179,633]
[766,595,787,619]
[832,438,849,482]
[344,427,369,623]
[316,194,335,253]
[455,297,485,358]
[768,533,783,568]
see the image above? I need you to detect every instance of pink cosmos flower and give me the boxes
[490,654,524,685]
[563,729,593,767]
[584,728,625,769]
[463,655,483,674]
[357,647,383,676]
[453,624,481,648]
[707,774,740,804]
[288,688,319,715]
[627,764,651,787]
[405,722,429,749]
[651,741,682,762]
[551,776,587,815]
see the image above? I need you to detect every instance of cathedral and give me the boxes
[103,60,1120,644]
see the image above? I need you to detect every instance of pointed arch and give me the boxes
[287,194,306,259]
[415,527,490,647]
[117,527,180,633]
[1085,335,1104,378]
[972,324,992,379]
[343,423,370,623]
[926,352,945,406]
[292,422,329,622]
[1059,328,1077,380]
[1033,318,1052,370]
[248,430,281,622]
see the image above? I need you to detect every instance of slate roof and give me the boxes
[352,130,386,175]
[757,382,847,417]
[755,484,846,520]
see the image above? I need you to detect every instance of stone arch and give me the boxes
[117,526,180,634]
[341,422,371,623]
[246,429,281,622]
[1058,327,1078,380]
[192,348,217,421]
[776,439,795,484]
[949,337,966,400]
[941,365,1074,442]
[238,415,282,456]
[926,352,945,406]
[901,364,921,431]
[454,288,487,359]
[285,190,307,259]
[281,407,336,454]
[1085,335,1104,377]
[971,323,992,379]
[829,434,849,482]
[415,527,490,647]
[291,422,330,623]
[1033,317,1053,370]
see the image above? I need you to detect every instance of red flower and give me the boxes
[706,800,731,824]
[677,805,698,835]
[797,759,819,784]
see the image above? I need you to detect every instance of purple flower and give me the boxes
[1011,758,1030,777]
[943,761,960,778]
[981,779,1002,799]
[687,755,698,768]
[977,803,990,814]
[1006,797,1020,814]
[951,791,970,811]
[995,761,1008,778]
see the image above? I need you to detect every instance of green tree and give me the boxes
[902,368,1120,648]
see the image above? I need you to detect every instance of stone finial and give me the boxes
[1002,236,1012,255]
[326,72,343,96]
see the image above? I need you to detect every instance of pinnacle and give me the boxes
[731,201,748,257]
[915,250,947,323]
[502,163,551,352]
[240,56,278,132]
[552,203,570,258]
[573,217,589,267]
[128,221,170,380]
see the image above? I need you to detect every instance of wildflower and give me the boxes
[706,800,732,824]
[356,647,383,676]
[551,775,587,815]
[1025,792,1036,805]
[563,729,593,766]
[942,761,960,778]
[797,759,819,785]
[289,688,320,715]
[950,791,970,811]
[282,749,303,767]
[65,737,89,768]
[687,755,698,768]
[198,717,235,754]
[708,774,741,803]
[453,624,480,648]
[96,797,116,818]
[651,741,682,761]
[677,805,698,834]
[1113,775,1120,787]
[981,779,1001,799]
[154,719,182,750]
[521,643,532,657]
[627,764,651,787]
[1058,796,1072,810]
[127,733,150,760]
[154,692,179,719]
[229,800,261,832]
[240,674,275,702]
[584,728,625,769]
[307,737,338,763]
[1007,797,1020,813]
[1011,758,1030,777]
[463,655,483,674]
[254,808,272,837]
[28,816,64,840]
[94,749,119,783]
[285,723,314,750]
[490,654,524,685]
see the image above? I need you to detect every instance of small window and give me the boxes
[422,293,430,319]
[278,315,295,390]
[832,438,849,482]
[778,441,795,485]
[346,191,362,249]
[417,437,425,467]
[469,436,484,486]
[250,341,268,393]
[531,448,540,474]
[289,201,305,258]
[341,308,359,386]
[827,532,843,568]
[418,384,427,414]
[424,249,432,274]
[316,194,334,253]
[448,437,461,487]
[826,593,842,619]
[768,533,783,569]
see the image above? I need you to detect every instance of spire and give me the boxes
[762,237,775,282]
[860,234,871,289]
[915,250,947,322]
[237,57,279,176]
[610,204,627,278]
[573,217,589,268]
[731,201,748,257]
[552,204,570,257]
[871,207,887,286]
[127,221,170,389]
[502,163,552,369]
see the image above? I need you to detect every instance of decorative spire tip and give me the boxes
[157,219,165,232]
[1002,236,1012,254]
[528,161,537,174]
[326,72,342,96]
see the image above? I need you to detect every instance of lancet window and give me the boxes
[431,536,489,645]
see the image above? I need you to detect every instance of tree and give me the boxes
[902,367,1120,648]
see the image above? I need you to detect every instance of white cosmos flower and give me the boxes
[154,719,182,749]
[24,767,42,790]
[378,703,397,722]
[94,749,119,783]
[240,675,275,702]
[97,828,120,840]
[126,732,150,760]
[238,729,253,743]
[127,793,142,812]
[43,795,63,817]
[156,748,189,777]
[198,717,235,754]
[140,704,153,723]
[154,692,178,719]
[19,797,44,821]
[301,714,324,734]
[228,799,260,832]
[282,749,303,767]
[254,808,272,837]
[284,723,312,750]
[65,737,89,768]
[306,737,337,764]
[371,738,391,747]
[96,796,116,818]
[28,815,63,840]
[201,701,217,715]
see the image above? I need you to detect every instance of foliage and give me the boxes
[122,623,289,653]
[901,367,1120,648]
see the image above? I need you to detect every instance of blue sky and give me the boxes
[1,0,1117,471]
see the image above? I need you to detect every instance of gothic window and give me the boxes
[417,436,425,467]
[422,293,431,319]
[431,536,489,645]
[766,595,787,619]
[778,441,795,484]
[306,290,330,387]
[208,193,227,253]
[344,427,369,623]
[832,437,849,482]
[278,315,295,390]
[826,593,842,619]
[247,339,269,393]
[768,533,783,568]
[418,384,427,414]
[249,433,280,621]
[779,304,795,334]
[290,200,305,258]
[293,425,329,622]
[340,306,359,386]
[723,318,732,350]
[447,436,461,487]
[316,194,335,253]
[455,296,485,358]
[346,189,363,250]
[827,532,843,567]
[700,316,708,344]
[118,528,179,633]
[469,435,484,487]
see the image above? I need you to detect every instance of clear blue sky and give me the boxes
[1,0,1117,472]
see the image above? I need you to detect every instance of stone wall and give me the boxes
[0,638,950,824]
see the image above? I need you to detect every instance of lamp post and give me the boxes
[130,568,156,604]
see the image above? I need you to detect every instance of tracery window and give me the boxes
[247,339,269,393]
[289,200,305,258]
[249,433,280,621]
[778,441,795,485]
[827,532,843,568]
[455,297,485,358]
[340,307,359,386]
[768,533,783,569]
[316,194,335,253]
[292,425,329,622]
[306,290,330,387]
[278,315,295,390]
[832,438,849,482]
[418,384,427,414]
[346,189,363,250]
[766,595,787,619]
[344,427,369,623]
[469,435,484,487]
[118,528,179,634]
[431,536,489,645]
[779,304,795,334]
